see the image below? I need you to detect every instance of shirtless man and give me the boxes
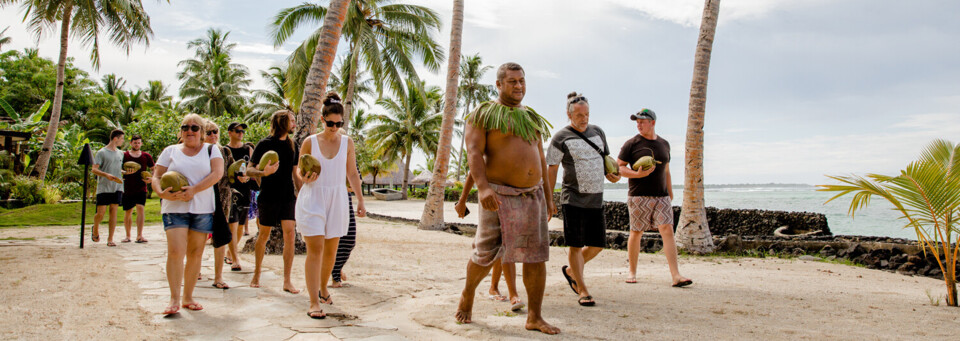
[455,62,560,335]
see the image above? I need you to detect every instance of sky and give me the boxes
[2,0,959,185]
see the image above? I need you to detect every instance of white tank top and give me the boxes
[310,134,348,188]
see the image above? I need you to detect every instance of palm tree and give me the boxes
[366,80,442,199]
[454,53,496,180]
[419,0,464,230]
[271,0,444,127]
[292,0,350,146]
[819,139,960,306]
[0,26,11,51]
[327,56,377,110]
[0,0,166,181]
[144,80,172,104]
[360,158,397,190]
[676,0,720,254]
[100,74,126,96]
[177,29,251,117]
[248,66,295,123]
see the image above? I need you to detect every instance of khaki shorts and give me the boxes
[627,196,673,232]
[471,183,550,266]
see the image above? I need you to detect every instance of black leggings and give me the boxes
[332,194,356,282]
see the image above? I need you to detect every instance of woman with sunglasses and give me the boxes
[295,92,366,319]
[153,113,224,315]
[203,121,241,290]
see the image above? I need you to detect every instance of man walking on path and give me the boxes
[122,135,154,243]
[224,122,253,271]
[92,129,126,247]
[617,109,693,287]
[547,92,620,306]
[455,62,560,335]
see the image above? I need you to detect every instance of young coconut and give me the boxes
[159,171,189,192]
[604,155,619,176]
[226,160,247,184]
[257,150,279,170]
[298,155,322,177]
[140,171,151,181]
[123,161,141,173]
[632,156,662,171]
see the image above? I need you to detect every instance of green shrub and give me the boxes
[8,176,43,205]
[52,182,83,200]
[406,186,478,202]
[40,185,62,204]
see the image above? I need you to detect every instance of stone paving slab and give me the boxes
[330,326,389,339]
[235,325,297,341]
[288,333,340,341]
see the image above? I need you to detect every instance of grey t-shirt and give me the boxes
[546,125,609,208]
[94,147,124,194]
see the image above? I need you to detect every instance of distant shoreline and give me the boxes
[601,183,816,190]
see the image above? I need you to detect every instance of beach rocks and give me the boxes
[819,245,836,257]
[241,228,306,255]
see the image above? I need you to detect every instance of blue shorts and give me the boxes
[162,213,214,233]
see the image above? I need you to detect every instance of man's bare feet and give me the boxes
[283,283,301,294]
[455,293,474,323]
[250,275,260,288]
[525,317,560,334]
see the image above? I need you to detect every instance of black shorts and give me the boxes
[96,191,123,206]
[122,191,147,211]
[562,204,606,248]
[229,204,250,224]
[257,197,295,227]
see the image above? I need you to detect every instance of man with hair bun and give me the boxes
[547,92,620,306]
[455,62,560,335]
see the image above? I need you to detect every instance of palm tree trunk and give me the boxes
[343,43,360,129]
[401,151,412,200]
[419,0,464,230]
[676,0,720,254]
[295,0,350,146]
[454,100,472,181]
[944,239,958,306]
[32,1,74,181]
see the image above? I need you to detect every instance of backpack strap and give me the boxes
[566,126,607,156]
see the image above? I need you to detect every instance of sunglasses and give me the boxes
[569,96,588,104]
[180,124,201,132]
[206,130,219,135]
[232,129,245,134]
[325,121,344,128]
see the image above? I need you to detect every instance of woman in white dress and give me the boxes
[296,92,366,319]
[152,113,224,315]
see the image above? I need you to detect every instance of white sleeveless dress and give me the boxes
[295,134,349,238]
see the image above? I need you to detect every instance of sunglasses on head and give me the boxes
[180,124,201,132]
[206,130,219,135]
[325,121,344,128]
[570,96,587,104]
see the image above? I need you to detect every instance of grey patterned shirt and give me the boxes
[546,125,609,208]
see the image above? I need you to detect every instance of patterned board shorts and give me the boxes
[627,196,674,232]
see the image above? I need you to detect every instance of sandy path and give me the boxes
[2,212,960,340]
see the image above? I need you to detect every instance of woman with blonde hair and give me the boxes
[202,121,240,289]
[296,92,366,319]
[153,113,224,315]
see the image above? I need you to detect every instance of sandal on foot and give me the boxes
[182,302,203,311]
[213,281,230,289]
[510,299,525,312]
[307,310,326,319]
[135,237,148,243]
[162,306,180,315]
[92,234,100,242]
[578,295,596,306]
[320,294,333,305]
[224,257,233,265]
[231,265,242,272]
[121,238,131,243]
[561,265,578,294]
[488,294,507,302]
[672,279,693,288]
[107,241,117,247]
[625,277,637,284]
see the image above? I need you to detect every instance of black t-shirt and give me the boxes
[228,144,253,203]
[251,136,298,202]
[618,134,671,197]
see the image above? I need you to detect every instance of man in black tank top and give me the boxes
[224,122,252,270]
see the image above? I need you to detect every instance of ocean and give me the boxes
[601,185,916,240]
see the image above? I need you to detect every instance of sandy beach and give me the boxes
[1,199,959,340]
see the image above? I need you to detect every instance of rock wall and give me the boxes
[241,227,307,255]
[552,196,831,237]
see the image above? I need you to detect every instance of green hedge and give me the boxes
[407,186,478,202]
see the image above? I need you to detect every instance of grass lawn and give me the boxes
[0,198,162,228]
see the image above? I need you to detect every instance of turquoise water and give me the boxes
[603,187,916,240]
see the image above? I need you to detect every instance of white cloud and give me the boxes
[604,0,826,27]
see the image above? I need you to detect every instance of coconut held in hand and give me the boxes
[123,161,141,173]
[160,171,189,192]
[299,155,322,176]
[140,171,151,181]
[632,156,662,171]
[227,160,247,184]
[603,155,619,176]
[257,150,279,170]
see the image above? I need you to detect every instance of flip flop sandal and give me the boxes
[625,277,637,284]
[672,279,693,288]
[561,265,578,294]
[231,265,242,272]
[213,281,230,289]
[307,310,326,319]
[182,302,203,311]
[135,238,148,243]
[320,294,333,305]
[121,238,132,243]
[488,294,508,302]
[578,296,596,307]
[224,257,233,265]
[107,242,117,247]
[510,299,525,312]
[162,306,180,315]
[92,234,100,242]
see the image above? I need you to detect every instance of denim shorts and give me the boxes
[162,213,214,233]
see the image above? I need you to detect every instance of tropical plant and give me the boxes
[420,0,465,230]
[819,139,960,307]
[360,158,397,188]
[100,73,126,96]
[144,80,172,104]
[0,98,49,132]
[177,28,251,117]
[248,66,294,123]
[327,56,377,110]
[453,53,496,181]
[0,26,11,51]
[0,49,105,128]
[0,0,167,181]
[366,80,442,199]
[271,0,444,126]
[676,0,720,254]
[290,0,350,146]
